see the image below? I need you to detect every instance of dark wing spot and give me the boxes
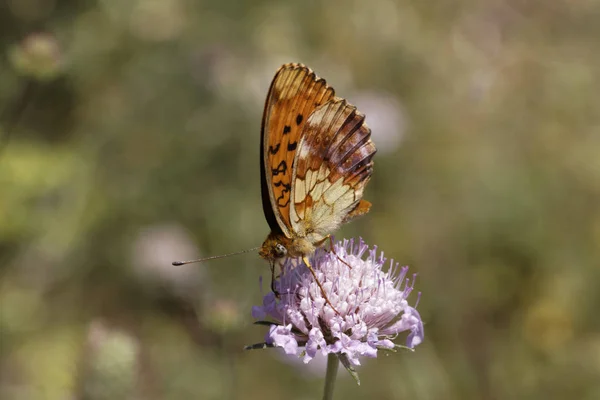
[296,114,303,125]
[274,181,291,207]
[273,181,290,189]
[271,160,287,176]
[268,143,281,154]
[276,195,290,207]
[283,126,291,134]
[287,141,297,151]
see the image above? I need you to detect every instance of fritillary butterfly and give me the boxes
[258,63,377,306]
[173,63,376,311]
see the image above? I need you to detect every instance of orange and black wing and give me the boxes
[289,98,376,238]
[260,63,335,237]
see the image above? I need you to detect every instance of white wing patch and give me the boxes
[291,173,357,240]
[323,179,346,205]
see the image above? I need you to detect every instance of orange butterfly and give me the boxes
[258,63,377,301]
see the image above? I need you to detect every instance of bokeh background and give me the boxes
[1,0,599,399]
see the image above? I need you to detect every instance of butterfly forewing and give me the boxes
[261,63,335,236]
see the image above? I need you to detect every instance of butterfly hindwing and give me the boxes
[290,98,376,239]
[260,63,335,236]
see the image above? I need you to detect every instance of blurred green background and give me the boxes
[1,0,599,399]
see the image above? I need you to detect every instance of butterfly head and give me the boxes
[259,231,317,263]
[259,232,290,261]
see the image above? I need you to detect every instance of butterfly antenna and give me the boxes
[172,247,260,266]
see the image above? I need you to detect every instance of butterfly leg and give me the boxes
[323,235,353,270]
[302,256,339,315]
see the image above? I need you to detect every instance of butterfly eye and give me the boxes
[274,243,287,258]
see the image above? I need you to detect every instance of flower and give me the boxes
[251,238,424,367]
[8,33,63,81]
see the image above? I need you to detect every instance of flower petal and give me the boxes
[268,324,298,355]
[303,328,327,363]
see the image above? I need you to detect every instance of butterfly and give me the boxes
[258,63,377,304]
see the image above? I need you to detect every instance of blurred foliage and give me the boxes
[1,0,600,399]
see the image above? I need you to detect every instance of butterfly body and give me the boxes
[259,232,315,262]
[258,63,376,269]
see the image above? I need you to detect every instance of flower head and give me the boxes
[9,33,63,81]
[251,238,424,367]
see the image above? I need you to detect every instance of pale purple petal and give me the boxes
[304,328,327,363]
[380,307,423,338]
[253,292,282,321]
[268,324,298,355]
[406,309,425,348]
[357,342,378,358]
[251,306,266,320]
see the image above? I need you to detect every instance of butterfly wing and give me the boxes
[260,63,335,237]
[289,98,376,240]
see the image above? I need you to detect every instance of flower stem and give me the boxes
[322,353,339,400]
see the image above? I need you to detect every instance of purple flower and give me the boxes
[252,238,424,367]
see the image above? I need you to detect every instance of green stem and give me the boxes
[322,354,339,400]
